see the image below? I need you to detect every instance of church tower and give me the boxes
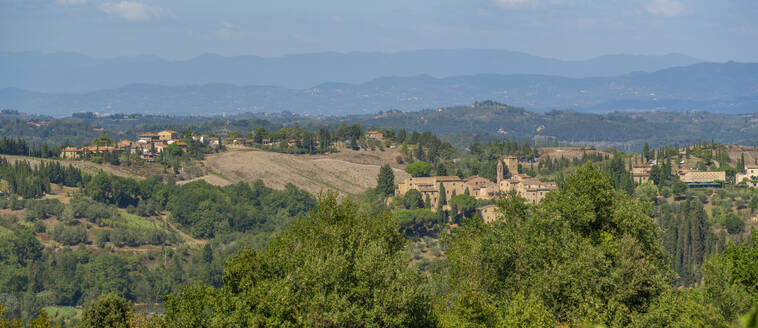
[497,160,504,183]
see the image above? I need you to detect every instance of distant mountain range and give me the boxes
[1,61,756,116]
[0,49,702,93]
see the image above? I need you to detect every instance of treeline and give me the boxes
[0,137,61,158]
[0,157,86,198]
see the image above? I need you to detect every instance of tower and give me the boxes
[503,156,518,175]
[497,160,504,183]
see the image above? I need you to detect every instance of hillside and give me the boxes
[309,102,758,150]
[192,148,410,197]
[2,62,757,116]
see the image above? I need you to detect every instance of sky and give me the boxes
[1,0,757,62]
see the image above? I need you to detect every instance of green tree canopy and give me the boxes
[437,163,674,326]
[405,161,432,177]
[79,293,134,328]
[377,164,395,196]
[164,194,434,327]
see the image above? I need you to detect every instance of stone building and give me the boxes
[158,130,179,141]
[366,131,384,140]
[736,165,758,188]
[632,164,652,184]
[478,204,500,224]
[396,156,558,217]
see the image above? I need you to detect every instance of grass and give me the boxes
[101,212,164,231]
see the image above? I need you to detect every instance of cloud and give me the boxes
[55,0,87,5]
[214,22,242,40]
[99,1,173,21]
[493,0,538,9]
[646,0,686,16]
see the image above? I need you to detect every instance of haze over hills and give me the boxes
[0,49,702,93]
[2,62,756,116]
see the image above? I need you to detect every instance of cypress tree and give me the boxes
[376,164,395,197]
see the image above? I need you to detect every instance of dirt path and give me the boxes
[200,149,410,196]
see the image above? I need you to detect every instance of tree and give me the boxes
[450,194,477,219]
[436,163,447,176]
[403,189,424,209]
[92,134,114,147]
[405,162,432,177]
[164,194,434,327]
[377,164,395,197]
[643,142,650,162]
[672,180,688,199]
[79,293,134,328]
[439,163,673,326]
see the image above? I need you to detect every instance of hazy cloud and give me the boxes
[99,1,173,21]
[646,0,686,16]
[493,0,538,9]
[55,0,87,5]
[214,22,242,40]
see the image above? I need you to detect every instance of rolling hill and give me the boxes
[1,62,756,116]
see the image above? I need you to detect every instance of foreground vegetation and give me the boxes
[4,162,756,327]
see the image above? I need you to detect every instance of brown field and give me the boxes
[537,147,612,162]
[197,148,410,197]
[727,145,758,166]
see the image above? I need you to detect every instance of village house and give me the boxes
[209,137,220,147]
[496,159,557,204]
[477,204,500,224]
[158,130,179,141]
[463,175,499,199]
[736,165,758,188]
[366,131,384,140]
[139,133,160,143]
[60,147,82,159]
[117,140,133,149]
[632,163,652,184]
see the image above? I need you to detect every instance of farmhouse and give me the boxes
[60,147,82,159]
[632,163,652,184]
[139,133,160,143]
[158,130,179,141]
[737,165,758,188]
[366,131,384,140]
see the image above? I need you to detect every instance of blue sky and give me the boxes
[1,0,757,61]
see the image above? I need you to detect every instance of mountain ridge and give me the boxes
[0,49,703,93]
[1,61,756,116]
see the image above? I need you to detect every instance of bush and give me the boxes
[51,223,88,245]
[723,214,745,235]
[33,220,46,233]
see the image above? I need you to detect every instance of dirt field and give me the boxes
[727,145,758,166]
[199,149,410,196]
[537,147,612,162]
